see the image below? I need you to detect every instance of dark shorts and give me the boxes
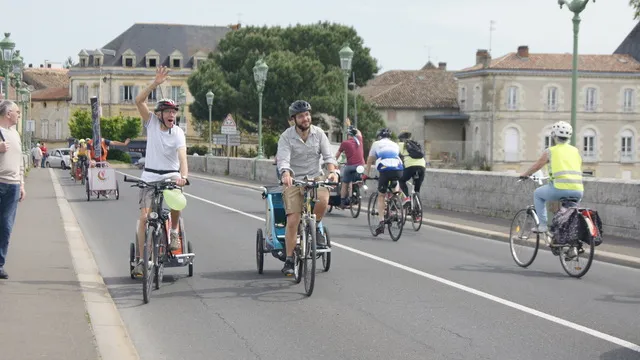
[341,165,361,183]
[377,170,403,193]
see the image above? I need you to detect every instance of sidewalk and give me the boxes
[0,168,100,359]
[187,171,640,269]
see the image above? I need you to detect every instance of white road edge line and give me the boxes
[51,169,140,360]
[115,171,640,353]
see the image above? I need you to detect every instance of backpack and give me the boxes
[404,140,424,159]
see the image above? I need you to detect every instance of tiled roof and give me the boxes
[459,52,640,73]
[31,88,70,101]
[83,23,232,68]
[359,69,458,109]
[22,68,70,90]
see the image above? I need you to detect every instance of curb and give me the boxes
[186,171,640,271]
[50,169,140,360]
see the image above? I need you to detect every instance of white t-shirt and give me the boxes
[140,113,186,183]
[368,138,403,171]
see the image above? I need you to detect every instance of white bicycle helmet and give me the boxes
[551,121,572,138]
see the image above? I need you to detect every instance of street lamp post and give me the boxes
[558,0,595,146]
[253,58,269,159]
[349,75,358,129]
[206,90,214,156]
[0,33,16,99]
[339,44,354,140]
[178,88,187,134]
[19,88,27,149]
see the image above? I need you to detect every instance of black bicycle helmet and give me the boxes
[155,98,179,112]
[398,131,411,141]
[288,100,311,118]
[347,126,358,137]
[376,128,391,139]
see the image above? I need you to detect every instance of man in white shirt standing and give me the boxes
[131,67,188,276]
[0,100,26,279]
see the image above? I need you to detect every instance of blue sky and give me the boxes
[4,0,638,72]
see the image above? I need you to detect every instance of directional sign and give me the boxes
[221,114,237,134]
[212,134,227,145]
[227,134,241,146]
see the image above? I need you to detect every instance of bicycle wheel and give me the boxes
[154,227,163,290]
[559,215,595,278]
[350,185,361,218]
[256,229,265,274]
[387,194,404,241]
[303,218,317,296]
[142,226,154,304]
[293,222,304,284]
[411,193,423,231]
[509,209,539,267]
[322,226,331,272]
[129,242,135,280]
[367,192,381,236]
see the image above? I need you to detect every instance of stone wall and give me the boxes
[187,156,640,240]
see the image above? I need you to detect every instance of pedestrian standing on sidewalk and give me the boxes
[0,100,26,279]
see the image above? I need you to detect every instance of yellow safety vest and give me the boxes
[548,143,583,191]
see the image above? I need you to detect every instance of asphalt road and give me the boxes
[58,168,640,360]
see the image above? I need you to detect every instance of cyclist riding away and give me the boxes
[363,128,404,235]
[335,123,364,208]
[87,137,130,165]
[397,131,425,211]
[276,100,339,276]
[519,121,583,233]
[131,66,188,276]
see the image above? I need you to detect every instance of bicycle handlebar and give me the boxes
[123,175,190,190]
[517,175,549,183]
[284,178,340,188]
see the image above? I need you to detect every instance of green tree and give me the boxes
[632,0,640,19]
[121,116,142,140]
[68,110,141,141]
[68,109,93,139]
[100,116,121,141]
[187,22,381,137]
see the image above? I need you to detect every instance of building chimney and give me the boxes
[517,45,529,58]
[39,64,43,68]
[28,64,32,68]
[438,62,447,70]
[47,63,52,68]
[475,49,491,68]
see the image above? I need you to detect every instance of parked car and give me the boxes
[45,148,71,169]
[128,151,142,164]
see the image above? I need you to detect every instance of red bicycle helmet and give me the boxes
[155,98,179,112]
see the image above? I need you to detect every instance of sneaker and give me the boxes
[375,221,385,235]
[131,259,149,276]
[281,259,295,276]
[0,269,8,279]
[316,228,326,248]
[532,224,548,233]
[170,230,180,250]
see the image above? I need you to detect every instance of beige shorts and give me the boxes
[283,176,329,215]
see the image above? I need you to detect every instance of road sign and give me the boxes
[212,134,227,145]
[221,114,237,134]
[227,134,241,146]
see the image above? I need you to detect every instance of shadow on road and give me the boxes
[450,263,568,279]
[599,347,640,360]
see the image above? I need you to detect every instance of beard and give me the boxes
[296,122,310,132]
